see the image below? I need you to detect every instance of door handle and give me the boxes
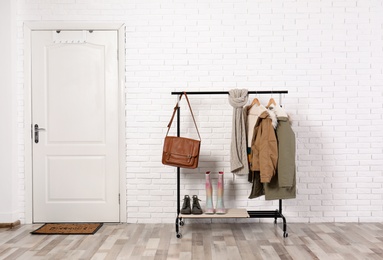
[34,124,46,143]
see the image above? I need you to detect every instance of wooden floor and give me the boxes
[1,222,383,259]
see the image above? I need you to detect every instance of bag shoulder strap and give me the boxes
[166,91,201,140]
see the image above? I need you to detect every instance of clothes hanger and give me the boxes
[250,98,260,106]
[266,97,276,108]
[247,97,261,112]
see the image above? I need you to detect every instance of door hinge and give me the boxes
[118,193,120,204]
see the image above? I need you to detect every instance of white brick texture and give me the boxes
[16,0,383,223]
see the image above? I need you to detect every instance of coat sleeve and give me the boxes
[259,119,278,183]
[250,124,260,171]
[277,122,296,187]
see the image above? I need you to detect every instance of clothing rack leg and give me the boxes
[279,199,283,214]
[175,167,182,238]
[175,104,182,238]
[279,199,288,237]
[282,214,288,237]
[275,199,282,224]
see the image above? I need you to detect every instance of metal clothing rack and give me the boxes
[171,90,289,238]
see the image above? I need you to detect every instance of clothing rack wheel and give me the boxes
[175,214,184,238]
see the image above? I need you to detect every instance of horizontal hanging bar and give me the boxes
[171,90,288,95]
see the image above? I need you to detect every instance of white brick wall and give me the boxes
[15,0,383,223]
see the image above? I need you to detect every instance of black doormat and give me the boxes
[31,223,103,235]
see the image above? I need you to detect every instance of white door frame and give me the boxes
[24,22,126,224]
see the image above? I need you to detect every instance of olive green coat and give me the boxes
[264,115,296,200]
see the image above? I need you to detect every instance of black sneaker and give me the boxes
[191,195,203,215]
[180,195,191,214]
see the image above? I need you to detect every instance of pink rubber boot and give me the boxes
[215,171,226,214]
[205,171,214,214]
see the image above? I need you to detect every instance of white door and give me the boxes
[31,30,120,222]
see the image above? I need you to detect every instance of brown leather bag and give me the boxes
[162,92,201,169]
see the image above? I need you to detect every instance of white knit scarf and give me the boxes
[228,89,249,176]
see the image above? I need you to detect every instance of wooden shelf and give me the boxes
[179,208,250,219]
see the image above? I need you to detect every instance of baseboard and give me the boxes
[0,220,21,229]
